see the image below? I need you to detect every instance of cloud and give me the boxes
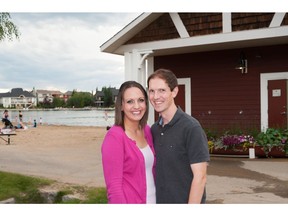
[0,12,140,93]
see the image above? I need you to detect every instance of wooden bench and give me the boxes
[0,133,16,145]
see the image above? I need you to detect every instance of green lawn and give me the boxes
[0,171,107,204]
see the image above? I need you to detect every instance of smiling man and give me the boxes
[147,68,210,204]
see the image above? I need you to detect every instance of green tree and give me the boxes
[52,97,66,108]
[102,87,113,107]
[0,13,20,42]
[67,92,93,108]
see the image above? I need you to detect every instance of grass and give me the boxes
[0,171,52,203]
[0,171,108,204]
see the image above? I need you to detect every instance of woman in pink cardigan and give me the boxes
[101,81,156,204]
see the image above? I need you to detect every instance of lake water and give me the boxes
[5,109,115,127]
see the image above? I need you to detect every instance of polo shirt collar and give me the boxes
[157,107,184,127]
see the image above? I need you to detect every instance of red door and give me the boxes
[268,80,288,128]
[175,84,185,112]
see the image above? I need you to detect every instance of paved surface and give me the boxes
[0,137,287,204]
[206,156,288,203]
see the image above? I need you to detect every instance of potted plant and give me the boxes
[206,128,287,157]
[208,132,255,155]
[255,128,287,157]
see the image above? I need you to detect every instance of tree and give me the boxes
[0,13,20,42]
[66,92,93,108]
[102,87,114,107]
[52,97,65,108]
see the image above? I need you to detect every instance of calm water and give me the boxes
[5,109,115,127]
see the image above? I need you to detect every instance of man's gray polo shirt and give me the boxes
[151,108,210,203]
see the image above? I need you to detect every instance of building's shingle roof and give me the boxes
[36,90,63,95]
[95,87,119,98]
[0,88,35,98]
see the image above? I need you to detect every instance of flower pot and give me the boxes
[255,145,287,158]
[254,146,266,158]
[210,146,249,156]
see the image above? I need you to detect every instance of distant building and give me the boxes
[0,88,37,108]
[35,89,64,104]
[63,91,73,102]
[94,87,119,107]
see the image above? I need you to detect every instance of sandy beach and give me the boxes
[0,125,107,187]
[0,124,288,204]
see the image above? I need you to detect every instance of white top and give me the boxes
[139,145,156,204]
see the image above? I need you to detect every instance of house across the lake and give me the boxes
[94,87,119,107]
[0,87,118,108]
[101,12,288,132]
[0,88,73,108]
[35,89,66,104]
[0,88,36,109]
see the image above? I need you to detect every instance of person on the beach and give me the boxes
[19,110,23,122]
[147,68,210,204]
[14,121,27,130]
[2,110,13,129]
[101,81,156,204]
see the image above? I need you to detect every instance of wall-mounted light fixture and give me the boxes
[235,52,248,74]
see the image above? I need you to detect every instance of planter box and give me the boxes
[210,147,249,156]
[255,146,287,158]
[210,146,287,158]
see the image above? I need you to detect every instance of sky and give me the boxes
[1,0,284,94]
[0,12,141,93]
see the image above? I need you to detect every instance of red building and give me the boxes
[101,13,288,132]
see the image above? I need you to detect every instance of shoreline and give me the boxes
[1,109,115,128]
[0,107,115,111]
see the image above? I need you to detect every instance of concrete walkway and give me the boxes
[0,131,287,204]
[206,157,288,203]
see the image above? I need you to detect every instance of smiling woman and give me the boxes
[101,81,156,204]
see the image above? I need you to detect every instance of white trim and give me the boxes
[124,51,133,80]
[102,13,288,56]
[147,57,155,126]
[124,49,153,85]
[100,13,162,53]
[116,26,288,55]
[260,72,288,131]
[178,78,191,116]
[269,13,286,27]
[222,13,232,33]
[169,13,189,38]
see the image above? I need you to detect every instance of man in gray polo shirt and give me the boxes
[147,68,210,204]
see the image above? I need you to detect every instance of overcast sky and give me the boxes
[1,1,284,94]
[0,12,141,93]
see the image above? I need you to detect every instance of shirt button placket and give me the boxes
[159,132,164,146]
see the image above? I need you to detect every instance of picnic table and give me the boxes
[0,132,16,145]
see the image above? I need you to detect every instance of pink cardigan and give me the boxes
[101,125,156,204]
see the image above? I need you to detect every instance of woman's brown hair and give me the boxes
[114,81,149,130]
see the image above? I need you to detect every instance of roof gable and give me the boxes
[101,12,288,56]
[100,13,162,53]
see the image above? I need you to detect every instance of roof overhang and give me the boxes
[100,13,162,55]
[101,13,288,56]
